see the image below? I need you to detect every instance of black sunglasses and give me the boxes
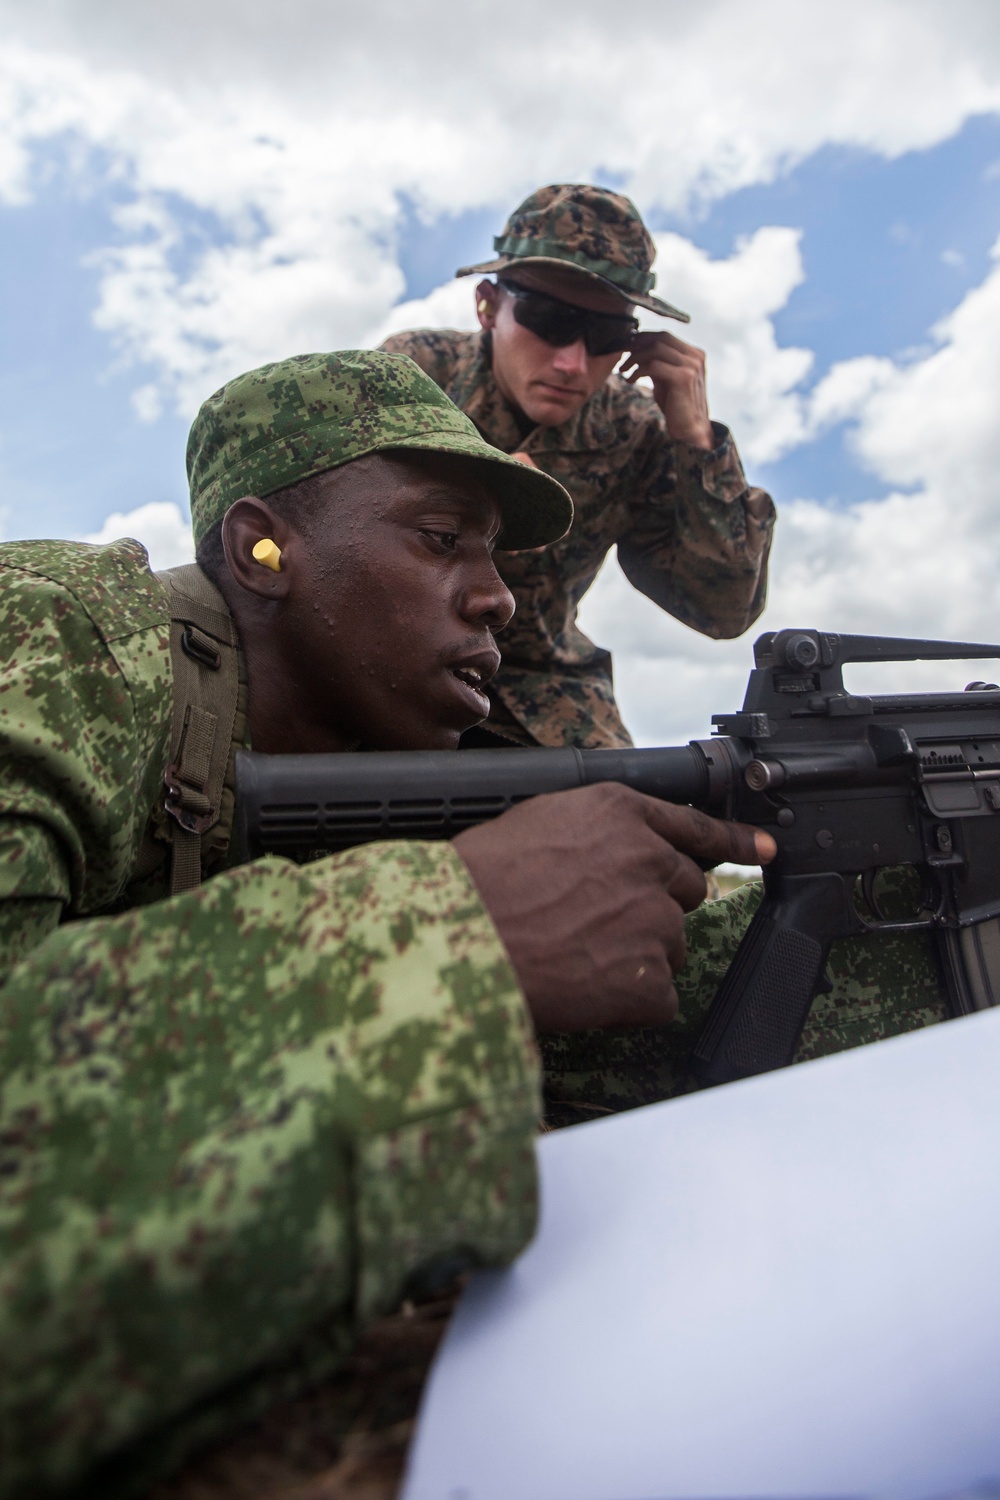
[497,278,638,357]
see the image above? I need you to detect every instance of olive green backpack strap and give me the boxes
[154,564,244,895]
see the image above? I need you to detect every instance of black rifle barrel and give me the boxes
[234,744,720,861]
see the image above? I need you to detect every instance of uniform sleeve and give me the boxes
[616,421,777,639]
[0,841,541,1497]
[379,329,457,390]
[0,544,172,917]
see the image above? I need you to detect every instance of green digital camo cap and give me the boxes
[456,182,690,322]
[187,350,574,550]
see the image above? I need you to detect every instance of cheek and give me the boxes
[492,321,544,387]
[347,564,450,669]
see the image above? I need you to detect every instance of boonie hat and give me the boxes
[187,350,573,551]
[456,183,689,322]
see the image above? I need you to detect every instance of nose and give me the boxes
[459,552,515,632]
[550,337,590,378]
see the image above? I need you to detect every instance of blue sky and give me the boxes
[0,163,188,537]
[4,0,1000,741]
[5,114,1000,539]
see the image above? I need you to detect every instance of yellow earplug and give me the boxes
[477,299,490,315]
[252,538,282,572]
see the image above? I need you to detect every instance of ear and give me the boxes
[221,497,294,601]
[475,279,499,330]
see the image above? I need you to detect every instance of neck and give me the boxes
[218,578,355,755]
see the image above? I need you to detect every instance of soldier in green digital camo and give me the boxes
[0,348,781,1499]
[381,182,777,750]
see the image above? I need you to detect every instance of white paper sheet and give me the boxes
[402,1009,1000,1500]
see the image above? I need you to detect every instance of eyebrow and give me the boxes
[407,485,501,528]
[411,484,480,505]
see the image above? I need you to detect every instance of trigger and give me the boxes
[815,967,834,995]
[862,868,887,923]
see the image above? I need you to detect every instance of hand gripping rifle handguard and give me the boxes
[235,630,1000,1086]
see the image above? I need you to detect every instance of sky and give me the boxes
[5,0,1000,745]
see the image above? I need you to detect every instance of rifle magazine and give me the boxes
[937,919,1000,1015]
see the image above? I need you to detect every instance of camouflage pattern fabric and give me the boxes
[0,537,953,1495]
[455,182,689,320]
[381,328,776,749]
[542,872,950,1127]
[0,540,541,1499]
[186,349,572,552]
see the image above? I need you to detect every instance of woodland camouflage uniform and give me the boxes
[382,184,776,750]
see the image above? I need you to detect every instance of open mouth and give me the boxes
[448,662,493,717]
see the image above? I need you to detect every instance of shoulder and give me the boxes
[0,541,175,915]
[379,328,476,387]
[0,538,169,643]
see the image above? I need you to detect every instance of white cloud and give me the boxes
[366,277,481,348]
[646,228,812,463]
[80,501,193,569]
[131,383,163,423]
[581,241,1000,746]
[2,1,1000,414]
[7,0,1000,756]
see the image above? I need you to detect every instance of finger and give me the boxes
[620,356,706,392]
[663,849,710,912]
[634,795,776,868]
[629,330,704,357]
[628,974,679,1029]
[626,348,704,378]
[645,893,687,995]
[615,945,679,1028]
[630,342,701,368]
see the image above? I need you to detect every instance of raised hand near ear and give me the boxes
[620,331,714,451]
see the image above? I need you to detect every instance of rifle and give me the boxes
[234,629,1000,1087]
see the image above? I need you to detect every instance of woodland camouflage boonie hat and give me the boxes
[455,183,690,322]
[187,350,573,550]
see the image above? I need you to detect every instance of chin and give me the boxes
[524,395,585,425]
[374,721,465,752]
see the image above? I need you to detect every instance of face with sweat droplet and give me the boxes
[217,450,516,753]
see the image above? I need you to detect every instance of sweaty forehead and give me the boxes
[305,450,502,530]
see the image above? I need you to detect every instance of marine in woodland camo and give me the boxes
[0,539,541,1498]
[380,327,776,748]
[454,182,689,320]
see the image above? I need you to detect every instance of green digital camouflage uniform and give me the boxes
[0,350,948,1498]
[542,877,950,1128]
[0,351,575,1500]
[382,184,776,750]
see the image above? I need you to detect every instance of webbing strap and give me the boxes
[155,565,243,895]
[176,705,217,802]
[170,827,204,897]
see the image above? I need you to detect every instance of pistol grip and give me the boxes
[691,872,854,1087]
